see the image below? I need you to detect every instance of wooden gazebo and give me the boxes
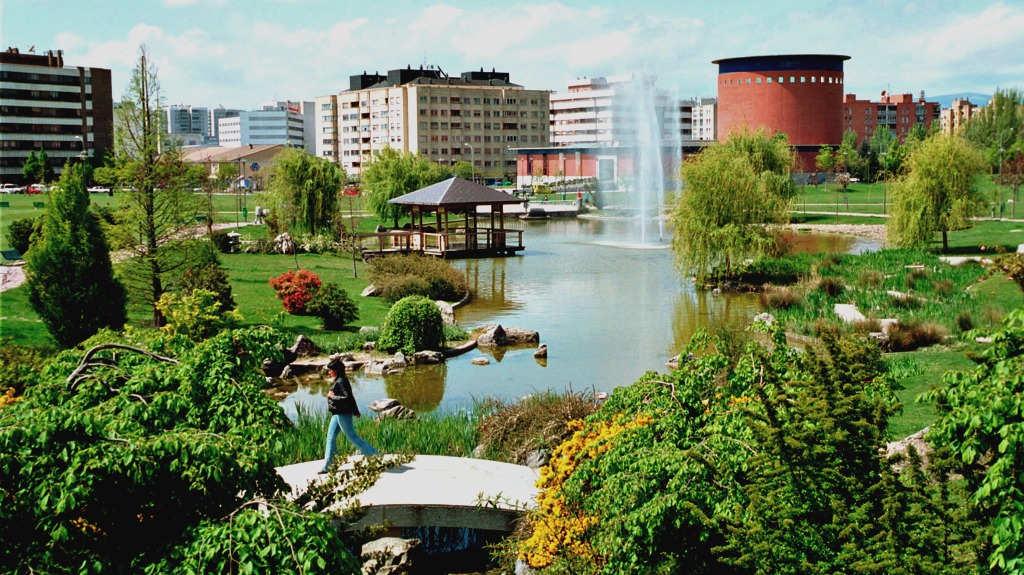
[360,177,526,259]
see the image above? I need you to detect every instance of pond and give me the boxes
[282,219,877,418]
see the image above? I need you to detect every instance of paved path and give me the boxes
[277,455,539,531]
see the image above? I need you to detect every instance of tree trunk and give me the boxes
[941,228,949,254]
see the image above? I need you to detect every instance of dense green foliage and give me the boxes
[0,326,401,573]
[22,149,53,184]
[888,134,987,252]
[926,308,1024,574]
[6,216,37,255]
[359,147,448,227]
[517,325,985,574]
[367,253,469,303]
[156,288,241,341]
[961,88,1023,169]
[377,295,444,355]
[171,244,237,314]
[672,128,797,283]
[306,282,360,330]
[26,162,127,346]
[259,147,345,235]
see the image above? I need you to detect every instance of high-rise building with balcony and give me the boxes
[939,98,979,135]
[0,47,113,184]
[315,66,550,180]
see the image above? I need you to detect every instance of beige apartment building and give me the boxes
[939,98,979,135]
[315,67,550,181]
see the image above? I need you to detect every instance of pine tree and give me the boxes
[26,161,127,346]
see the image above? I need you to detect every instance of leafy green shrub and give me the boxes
[0,338,51,400]
[156,289,241,341]
[377,295,443,355]
[295,233,341,254]
[886,320,948,351]
[306,282,359,330]
[443,323,469,342]
[210,228,234,253]
[175,245,236,313]
[269,269,322,314]
[6,217,37,255]
[758,286,801,310]
[368,254,469,303]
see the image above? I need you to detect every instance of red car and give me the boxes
[26,184,47,195]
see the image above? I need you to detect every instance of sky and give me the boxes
[2,0,1023,110]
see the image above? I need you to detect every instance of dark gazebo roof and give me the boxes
[388,177,524,209]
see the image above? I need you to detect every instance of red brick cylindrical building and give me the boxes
[713,54,850,170]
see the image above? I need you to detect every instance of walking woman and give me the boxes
[320,358,378,474]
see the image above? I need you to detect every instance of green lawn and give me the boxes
[886,347,978,440]
[220,251,391,349]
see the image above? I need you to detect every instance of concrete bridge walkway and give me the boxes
[277,455,540,532]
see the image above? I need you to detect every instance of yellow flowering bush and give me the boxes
[0,387,18,409]
[519,413,654,569]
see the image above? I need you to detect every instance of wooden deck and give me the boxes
[359,228,525,259]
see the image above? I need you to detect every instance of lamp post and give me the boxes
[880,151,887,215]
[998,128,1013,220]
[75,135,87,161]
[464,143,475,182]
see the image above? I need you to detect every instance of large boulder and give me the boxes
[361,537,422,575]
[364,359,403,375]
[413,350,444,364]
[368,398,417,420]
[288,334,320,358]
[476,324,540,346]
[435,300,456,326]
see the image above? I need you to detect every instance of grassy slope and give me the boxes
[886,348,977,440]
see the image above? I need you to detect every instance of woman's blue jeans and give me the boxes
[323,414,378,471]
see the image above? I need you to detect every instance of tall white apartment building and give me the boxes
[315,66,550,180]
[217,100,314,152]
[679,97,717,141]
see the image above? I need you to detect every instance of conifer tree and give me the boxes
[26,162,127,346]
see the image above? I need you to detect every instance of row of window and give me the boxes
[0,88,91,102]
[0,70,88,86]
[721,75,844,86]
[416,95,540,106]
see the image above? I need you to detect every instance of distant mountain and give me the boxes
[930,92,991,108]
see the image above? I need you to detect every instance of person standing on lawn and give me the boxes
[320,358,378,474]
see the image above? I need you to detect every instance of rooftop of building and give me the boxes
[345,66,524,92]
[713,54,850,74]
[1,47,66,68]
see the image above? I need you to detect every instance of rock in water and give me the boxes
[471,357,491,366]
[533,343,548,358]
[361,537,422,575]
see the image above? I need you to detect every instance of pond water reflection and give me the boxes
[281,219,873,418]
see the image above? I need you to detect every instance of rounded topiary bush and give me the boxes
[307,282,359,330]
[377,295,443,355]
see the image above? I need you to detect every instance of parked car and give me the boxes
[87,185,112,194]
[26,184,47,194]
[0,183,24,194]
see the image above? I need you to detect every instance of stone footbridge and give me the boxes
[277,455,539,532]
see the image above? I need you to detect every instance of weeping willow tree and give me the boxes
[888,133,987,253]
[260,148,345,235]
[671,128,797,284]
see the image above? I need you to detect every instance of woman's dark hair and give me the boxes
[326,358,345,373]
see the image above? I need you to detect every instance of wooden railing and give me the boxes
[358,228,523,256]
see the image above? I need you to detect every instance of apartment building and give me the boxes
[0,47,113,184]
[939,98,979,135]
[548,74,673,146]
[218,100,314,152]
[680,97,717,141]
[315,66,550,180]
[842,91,941,145]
